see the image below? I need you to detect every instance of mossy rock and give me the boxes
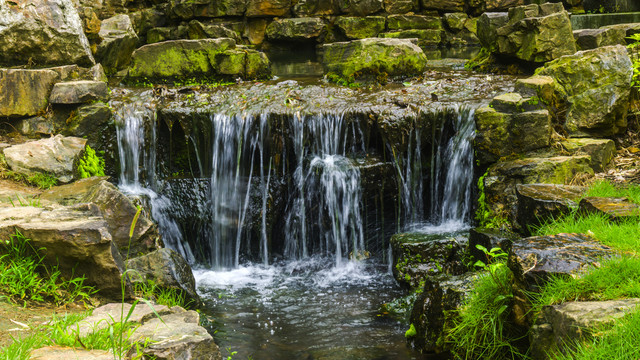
[334,16,386,39]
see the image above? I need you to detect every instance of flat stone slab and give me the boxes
[561,138,616,172]
[509,233,616,289]
[30,346,112,360]
[49,80,109,104]
[579,197,640,221]
[3,135,86,183]
[516,184,585,234]
[73,302,171,337]
[530,299,640,360]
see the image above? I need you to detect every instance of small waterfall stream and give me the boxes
[113,86,482,360]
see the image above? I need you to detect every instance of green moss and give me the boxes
[405,323,417,338]
[77,145,105,179]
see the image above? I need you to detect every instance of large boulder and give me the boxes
[477,12,508,50]
[390,232,467,289]
[322,38,427,80]
[474,93,551,166]
[128,39,271,81]
[96,14,138,74]
[0,0,95,67]
[3,135,86,183]
[516,184,585,234]
[561,138,615,172]
[265,17,325,41]
[0,68,59,118]
[126,248,201,307]
[530,299,640,360]
[536,45,633,137]
[573,28,626,50]
[508,233,616,290]
[0,205,127,299]
[408,272,477,353]
[334,16,385,39]
[40,177,160,257]
[495,3,577,63]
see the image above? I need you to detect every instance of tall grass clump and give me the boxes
[585,180,640,204]
[448,246,526,359]
[0,231,95,305]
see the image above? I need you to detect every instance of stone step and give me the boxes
[579,196,640,221]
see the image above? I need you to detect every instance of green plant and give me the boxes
[475,171,508,229]
[585,179,640,204]
[325,72,360,88]
[2,170,58,189]
[628,33,640,89]
[133,279,194,309]
[0,231,95,306]
[77,145,105,179]
[405,323,417,338]
[7,195,41,207]
[447,245,525,359]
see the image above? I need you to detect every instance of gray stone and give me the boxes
[0,205,127,299]
[421,0,464,12]
[0,68,59,117]
[579,197,640,222]
[561,138,616,172]
[3,135,86,183]
[335,16,386,39]
[516,184,585,235]
[379,29,442,47]
[339,0,383,16]
[573,28,626,50]
[293,0,340,16]
[477,12,508,50]
[187,20,241,42]
[49,81,109,104]
[30,346,112,360]
[126,248,201,307]
[386,14,442,30]
[0,0,95,67]
[265,17,325,41]
[530,299,640,360]
[17,116,55,136]
[444,12,468,31]
[536,45,633,137]
[383,0,418,14]
[96,14,138,74]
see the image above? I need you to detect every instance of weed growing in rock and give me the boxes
[0,231,95,306]
[475,171,508,229]
[2,171,58,189]
[133,279,194,309]
[77,145,106,179]
[627,34,640,89]
[447,246,525,359]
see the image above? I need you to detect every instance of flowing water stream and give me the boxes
[112,74,500,359]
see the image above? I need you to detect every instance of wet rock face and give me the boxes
[321,38,427,80]
[515,184,585,235]
[579,197,640,222]
[126,248,201,307]
[49,80,109,104]
[128,39,271,81]
[508,233,616,290]
[0,0,95,67]
[3,135,86,183]
[536,45,633,137]
[490,3,576,62]
[468,227,515,262]
[390,232,468,289]
[409,272,477,353]
[530,299,640,360]
[0,205,128,299]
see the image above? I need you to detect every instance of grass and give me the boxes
[133,279,195,309]
[1,171,58,190]
[585,180,640,204]
[0,231,96,306]
[448,260,525,360]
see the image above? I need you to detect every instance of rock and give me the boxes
[246,0,291,17]
[583,0,640,13]
[265,17,325,41]
[579,197,640,222]
[477,12,508,50]
[513,75,555,104]
[30,346,112,360]
[379,29,442,47]
[421,0,464,12]
[530,299,640,360]
[0,0,95,67]
[383,0,418,14]
[322,38,427,80]
[442,30,480,47]
[561,138,615,172]
[128,39,271,81]
[496,5,576,63]
[246,18,268,45]
[508,233,615,290]
[484,0,525,11]
[536,45,633,137]
[468,227,516,262]
[0,205,128,299]
[187,20,241,42]
[0,68,59,117]
[17,116,55,136]
[516,184,585,235]
[3,135,86,183]
[444,12,468,31]
[126,248,201,307]
[293,0,340,16]
[601,23,640,43]
[170,0,246,18]
[339,0,383,16]
[474,104,551,165]
[95,14,138,74]
[60,102,112,145]
[409,272,477,353]
[40,177,160,257]
[386,14,442,30]
[49,81,109,104]
[573,28,626,50]
[334,16,385,39]
[390,232,467,289]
